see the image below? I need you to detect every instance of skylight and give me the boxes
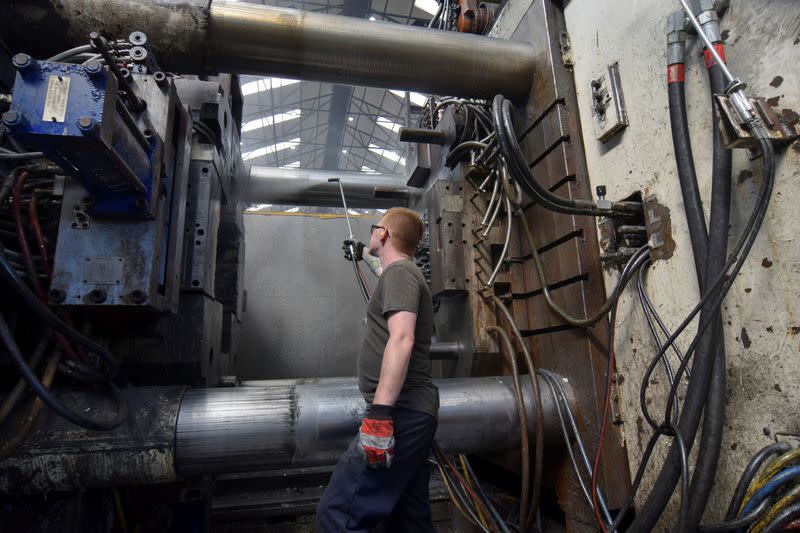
[241,77,301,96]
[414,0,439,16]
[280,161,301,169]
[361,165,381,175]
[389,90,429,108]
[242,109,301,133]
[368,145,406,166]
[242,138,301,161]
[377,116,402,133]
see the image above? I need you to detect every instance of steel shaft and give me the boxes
[247,167,410,208]
[0,375,566,493]
[0,0,535,100]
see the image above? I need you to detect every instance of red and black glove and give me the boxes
[358,404,395,469]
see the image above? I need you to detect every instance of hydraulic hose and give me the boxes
[686,58,732,529]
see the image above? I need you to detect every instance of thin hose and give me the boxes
[0,312,127,430]
[0,350,61,462]
[0,332,51,423]
[0,246,120,371]
[486,326,530,531]
[486,196,512,287]
[487,294,544,531]
[47,44,94,62]
[700,498,771,532]
[761,502,800,533]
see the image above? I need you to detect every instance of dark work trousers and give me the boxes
[315,407,438,533]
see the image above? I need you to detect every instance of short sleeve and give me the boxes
[381,265,421,317]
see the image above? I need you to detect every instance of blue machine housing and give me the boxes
[5,58,161,218]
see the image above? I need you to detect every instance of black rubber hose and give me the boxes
[685,61,733,530]
[761,502,800,533]
[667,78,709,277]
[0,247,120,371]
[629,57,730,532]
[0,312,127,431]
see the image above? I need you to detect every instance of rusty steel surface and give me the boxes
[470,0,633,526]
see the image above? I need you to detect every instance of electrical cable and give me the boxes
[0,348,61,462]
[459,454,491,529]
[486,293,544,532]
[0,332,51,424]
[462,456,512,533]
[589,246,652,531]
[0,246,120,371]
[761,501,800,533]
[0,152,46,161]
[739,466,800,518]
[434,458,488,531]
[699,498,771,532]
[636,261,681,422]
[434,443,495,531]
[47,45,94,62]
[740,448,800,514]
[751,484,800,533]
[0,311,127,430]
[28,192,53,281]
[539,370,614,526]
[724,442,793,520]
[486,195,512,288]
[486,326,530,530]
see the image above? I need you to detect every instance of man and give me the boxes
[315,207,439,533]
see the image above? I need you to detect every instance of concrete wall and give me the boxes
[238,212,380,380]
[560,0,800,526]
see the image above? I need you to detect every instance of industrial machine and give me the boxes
[0,0,799,532]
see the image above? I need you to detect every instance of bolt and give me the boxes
[129,290,147,305]
[153,71,167,88]
[129,31,147,46]
[88,289,107,304]
[2,110,21,130]
[596,185,607,200]
[82,196,95,206]
[119,68,132,82]
[77,116,97,135]
[11,53,34,72]
[48,288,67,304]
[84,61,103,77]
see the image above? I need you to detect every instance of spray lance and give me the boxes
[329,178,371,303]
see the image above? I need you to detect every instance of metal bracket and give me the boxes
[590,62,629,143]
[714,95,800,150]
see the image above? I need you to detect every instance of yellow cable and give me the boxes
[435,460,482,529]
[750,484,800,533]
[460,454,490,529]
[113,488,128,533]
[740,448,800,514]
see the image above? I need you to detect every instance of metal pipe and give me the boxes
[399,127,449,145]
[0,0,535,101]
[0,375,566,493]
[247,166,411,208]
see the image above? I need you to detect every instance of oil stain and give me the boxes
[741,327,752,349]
[762,258,773,268]
[770,76,784,88]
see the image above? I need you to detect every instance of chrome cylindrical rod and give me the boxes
[247,167,410,208]
[0,0,535,100]
[176,375,564,476]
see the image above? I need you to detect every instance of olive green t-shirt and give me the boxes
[357,259,439,418]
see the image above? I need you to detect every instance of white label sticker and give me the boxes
[42,74,71,123]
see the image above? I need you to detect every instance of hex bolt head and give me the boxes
[77,116,97,135]
[88,289,107,304]
[84,61,103,77]
[596,185,607,199]
[48,288,67,304]
[2,111,21,129]
[129,31,147,46]
[11,53,34,72]
[119,68,132,81]
[129,290,147,305]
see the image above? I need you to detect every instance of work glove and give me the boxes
[358,404,395,469]
[343,239,365,262]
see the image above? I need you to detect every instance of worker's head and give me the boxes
[369,207,423,259]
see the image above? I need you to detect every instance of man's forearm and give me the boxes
[372,337,413,406]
